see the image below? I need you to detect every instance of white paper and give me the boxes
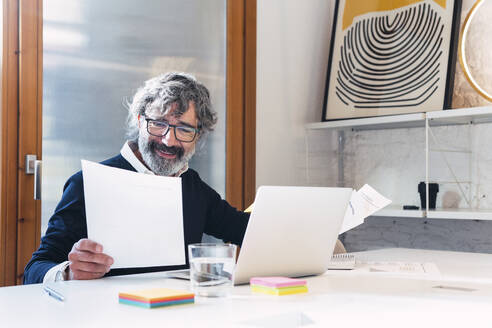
[361,261,440,275]
[339,184,392,234]
[82,160,185,268]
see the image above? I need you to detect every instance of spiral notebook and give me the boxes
[327,254,356,270]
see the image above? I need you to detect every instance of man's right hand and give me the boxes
[67,239,114,280]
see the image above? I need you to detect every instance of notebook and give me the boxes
[327,254,356,270]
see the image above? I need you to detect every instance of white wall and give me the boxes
[255,1,492,254]
[256,0,335,188]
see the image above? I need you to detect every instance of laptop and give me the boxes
[165,186,352,284]
[233,186,352,285]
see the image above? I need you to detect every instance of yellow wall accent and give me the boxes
[342,0,447,30]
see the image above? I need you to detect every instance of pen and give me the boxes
[43,285,65,302]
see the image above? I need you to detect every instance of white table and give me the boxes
[2,248,492,327]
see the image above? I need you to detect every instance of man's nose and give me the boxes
[161,127,180,147]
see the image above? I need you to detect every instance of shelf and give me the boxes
[426,208,492,220]
[306,106,492,131]
[305,113,425,131]
[428,106,492,126]
[373,205,425,218]
[305,106,492,221]
[370,206,492,220]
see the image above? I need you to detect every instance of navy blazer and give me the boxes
[23,154,249,284]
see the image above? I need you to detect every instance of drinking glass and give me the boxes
[188,243,237,297]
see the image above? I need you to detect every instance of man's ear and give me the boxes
[137,114,141,128]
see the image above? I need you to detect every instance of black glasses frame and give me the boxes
[144,117,200,143]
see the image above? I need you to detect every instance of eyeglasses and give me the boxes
[144,117,200,142]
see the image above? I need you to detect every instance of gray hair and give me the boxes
[126,72,217,142]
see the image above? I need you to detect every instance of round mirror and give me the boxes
[459,0,492,102]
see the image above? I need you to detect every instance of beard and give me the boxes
[138,134,195,176]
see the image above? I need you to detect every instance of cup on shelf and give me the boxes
[188,243,236,297]
[418,182,439,209]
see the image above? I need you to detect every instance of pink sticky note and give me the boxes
[250,277,307,288]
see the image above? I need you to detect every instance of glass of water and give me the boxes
[188,243,237,297]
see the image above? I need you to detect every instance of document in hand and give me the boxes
[339,184,391,234]
[81,160,186,269]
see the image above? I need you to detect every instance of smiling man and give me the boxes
[23,72,250,284]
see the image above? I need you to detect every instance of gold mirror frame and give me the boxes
[459,0,492,102]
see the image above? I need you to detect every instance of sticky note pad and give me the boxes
[119,288,194,309]
[251,284,308,296]
[250,277,307,288]
[250,277,308,296]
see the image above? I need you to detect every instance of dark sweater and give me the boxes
[23,154,249,284]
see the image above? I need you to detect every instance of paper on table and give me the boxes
[82,160,185,269]
[363,261,440,275]
[339,184,391,234]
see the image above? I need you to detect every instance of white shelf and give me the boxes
[373,205,425,218]
[305,113,425,131]
[306,106,492,131]
[305,106,492,221]
[428,106,492,125]
[426,208,492,220]
[371,206,492,220]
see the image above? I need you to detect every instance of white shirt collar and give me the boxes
[120,141,188,176]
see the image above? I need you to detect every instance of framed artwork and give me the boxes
[322,0,463,121]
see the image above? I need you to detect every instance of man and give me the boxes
[23,72,250,284]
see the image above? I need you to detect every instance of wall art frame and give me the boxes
[322,0,463,121]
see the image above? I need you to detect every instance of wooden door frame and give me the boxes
[0,0,20,287]
[243,0,256,208]
[0,0,42,286]
[16,0,42,285]
[226,0,256,210]
[0,0,256,286]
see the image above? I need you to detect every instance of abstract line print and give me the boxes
[324,0,461,120]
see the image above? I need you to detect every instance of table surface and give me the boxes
[2,248,492,328]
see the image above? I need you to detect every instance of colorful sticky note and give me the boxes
[251,284,308,296]
[119,288,194,309]
[250,277,307,288]
[250,277,308,296]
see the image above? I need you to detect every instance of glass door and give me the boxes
[42,0,227,234]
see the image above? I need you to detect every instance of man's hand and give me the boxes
[67,239,114,280]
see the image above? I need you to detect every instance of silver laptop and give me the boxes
[233,186,352,285]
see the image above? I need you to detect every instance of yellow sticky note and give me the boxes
[251,285,308,296]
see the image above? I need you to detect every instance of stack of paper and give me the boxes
[250,277,308,296]
[118,288,194,308]
[82,160,186,269]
